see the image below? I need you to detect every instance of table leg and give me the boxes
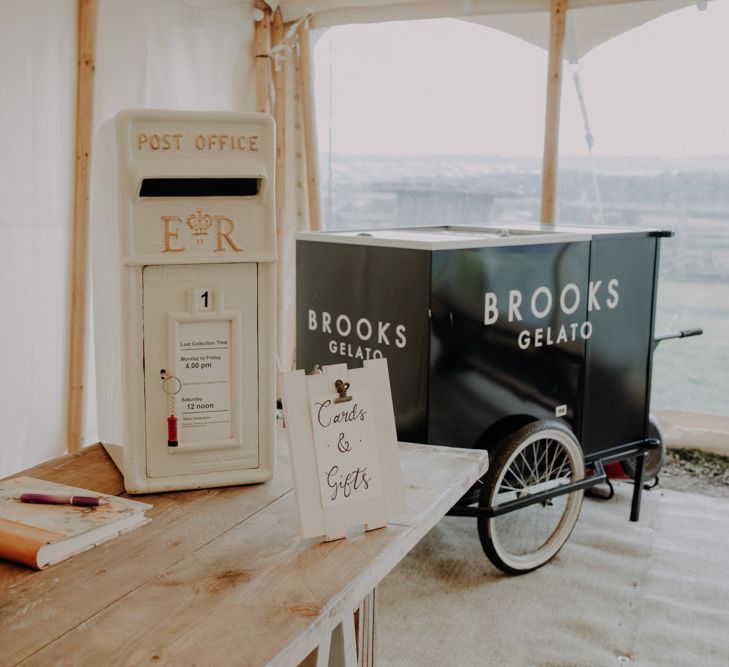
[300,590,376,667]
[300,638,330,667]
[356,589,376,666]
[329,612,358,667]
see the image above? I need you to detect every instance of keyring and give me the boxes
[162,375,182,395]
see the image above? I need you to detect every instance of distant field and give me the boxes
[651,279,729,416]
[324,162,729,417]
[641,215,728,416]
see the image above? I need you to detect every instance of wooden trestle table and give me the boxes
[1,427,488,666]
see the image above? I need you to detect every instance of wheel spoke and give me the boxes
[531,441,545,484]
[534,440,549,484]
[506,463,526,490]
[519,449,538,487]
[552,450,569,481]
[511,454,530,489]
[498,481,521,493]
[545,439,559,479]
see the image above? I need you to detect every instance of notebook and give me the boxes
[0,476,151,569]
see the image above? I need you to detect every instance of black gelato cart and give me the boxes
[296,224,699,574]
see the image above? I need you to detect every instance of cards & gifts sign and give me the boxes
[281,359,405,541]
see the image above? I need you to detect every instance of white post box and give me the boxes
[92,109,275,493]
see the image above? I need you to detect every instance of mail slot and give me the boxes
[92,109,276,493]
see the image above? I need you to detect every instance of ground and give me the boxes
[659,447,729,498]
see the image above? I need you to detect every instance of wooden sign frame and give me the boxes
[281,358,405,541]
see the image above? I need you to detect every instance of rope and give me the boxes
[570,62,605,225]
[268,15,310,70]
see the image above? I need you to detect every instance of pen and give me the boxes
[19,493,106,507]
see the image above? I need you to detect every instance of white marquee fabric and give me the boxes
[475,0,706,61]
[0,0,76,476]
[274,0,705,59]
[0,0,708,476]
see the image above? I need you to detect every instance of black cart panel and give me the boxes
[296,241,432,443]
[580,235,659,458]
[428,241,590,448]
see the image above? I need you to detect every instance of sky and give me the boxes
[313,0,729,158]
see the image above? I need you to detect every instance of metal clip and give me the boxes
[334,379,352,404]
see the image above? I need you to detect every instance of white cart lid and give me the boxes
[297,224,592,250]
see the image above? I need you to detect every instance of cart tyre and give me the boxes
[478,420,584,575]
[620,415,665,481]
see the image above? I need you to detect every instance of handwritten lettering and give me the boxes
[336,432,351,453]
[315,400,367,428]
[310,388,380,509]
[325,466,371,501]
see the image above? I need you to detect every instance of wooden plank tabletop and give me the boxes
[1,429,487,666]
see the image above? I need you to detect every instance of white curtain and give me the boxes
[271,19,313,375]
[0,0,259,477]
[0,0,76,477]
[93,0,257,123]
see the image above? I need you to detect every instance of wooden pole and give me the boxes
[297,21,323,231]
[271,10,287,372]
[540,0,568,224]
[254,7,272,114]
[271,11,286,238]
[66,0,98,453]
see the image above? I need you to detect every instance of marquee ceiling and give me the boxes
[267,0,709,59]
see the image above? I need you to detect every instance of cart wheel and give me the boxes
[477,420,585,575]
[620,415,665,482]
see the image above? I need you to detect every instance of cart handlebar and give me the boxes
[653,327,703,349]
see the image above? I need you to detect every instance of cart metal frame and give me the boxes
[448,437,659,522]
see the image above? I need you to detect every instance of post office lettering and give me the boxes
[137,133,183,151]
[136,132,260,152]
[194,133,259,152]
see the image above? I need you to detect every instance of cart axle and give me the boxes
[449,463,606,519]
[449,438,661,521]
